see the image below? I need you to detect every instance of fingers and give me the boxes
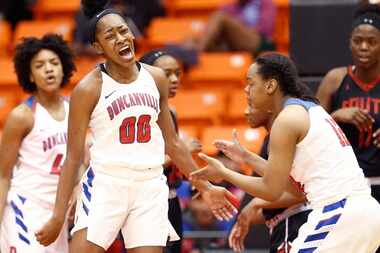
[35,230,49,246]
[198,152,217,163]
[373,129,380,148]
[189,167,209,181]
[361,110,375,123]
[232,129,239,143]
[214,206,233,221]
[353,111,373,131]
[214,140,233,150]
[230,225,244,253]
[225,190,240,211]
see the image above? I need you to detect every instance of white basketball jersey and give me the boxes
[9,97,68,206]
[89,63,165,175]
[286,98,370,207]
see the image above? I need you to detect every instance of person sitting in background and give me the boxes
[195,0,276,55]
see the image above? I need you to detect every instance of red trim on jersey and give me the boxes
[348,65,380,92]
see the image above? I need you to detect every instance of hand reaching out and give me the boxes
[214,129,247,165]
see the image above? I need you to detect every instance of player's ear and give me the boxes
[265,79,278,95]
[92,42,104,55]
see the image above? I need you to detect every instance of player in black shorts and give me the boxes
[140,50,202,253]
[214,106,311,253]
[317,4,380,252]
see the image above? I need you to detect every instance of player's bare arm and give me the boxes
[35,69,101,245]
[145,64,238,220]
[317,67,374,132]
[0,105,33,223]
[191,106,308,202]
[317,67,346,112]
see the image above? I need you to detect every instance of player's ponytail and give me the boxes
[81,0,109,19]
[255,53,319,103]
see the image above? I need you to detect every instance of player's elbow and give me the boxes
[265,190,282,202]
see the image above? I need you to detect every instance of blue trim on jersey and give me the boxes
[17,194,26,204]
[304,231,329,242]
[297,199,345,252]
[322,198,346,213]
[15,216,28,233]
[315,214,341,230]
[284,98,317,110]
[298,247,317,253]
[18,233,30,245]
[82,183,92,201]
[82,201,89,216]
[10,201,24,218]
[24,96,35,109]
[86,168,95,187]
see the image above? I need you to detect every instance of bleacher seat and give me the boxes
[0,21,11,57]
[70,56,103,86]
[179,125,199,140]
[170,89,227,126]
[0,91,20,126]
[14,19,75,45]
[273,0,289,53]
[226,89,247,124]
[186,52,252,88]
[146,17,206,48]
[201,125,267,155]
[0,58,18,87]
[165,0,236,18]
[34,0,80,19]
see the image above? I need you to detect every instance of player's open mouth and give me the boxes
[118,45,133,59]
[46,75,56,84]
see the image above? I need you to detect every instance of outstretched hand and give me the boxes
[200,184,240,221]
[214,129,247,165]
[189,153,229,183]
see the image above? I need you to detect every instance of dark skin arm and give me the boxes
[190,105,307,202]
[144,64,238,220]
[35,69,101,246]
[317,67,374,132]
[0,105,33,224]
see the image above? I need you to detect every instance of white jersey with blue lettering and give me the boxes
[9,96,68,206]
[89,63,165,177]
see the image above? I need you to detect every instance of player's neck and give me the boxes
[272,94,290,118]
[355,63,380,84]
[105,60,139,84]
[35,91,62,110]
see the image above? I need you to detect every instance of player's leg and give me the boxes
[70,228,105,253]
[129,246,163,253]
[166,196,183,253]
[199,12,261,52]
[291,196,380,253]
[0,194,50,253]
[71,167,128,251]
[122,175,179,250]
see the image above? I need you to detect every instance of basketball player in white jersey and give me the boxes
[0,34,76,253]
[35,1,238,253]
[190,53,380,252]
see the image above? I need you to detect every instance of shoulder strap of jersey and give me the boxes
[283,98,317,111]
[24,96,37,112]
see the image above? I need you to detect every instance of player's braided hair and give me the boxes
[255,53,319,103]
